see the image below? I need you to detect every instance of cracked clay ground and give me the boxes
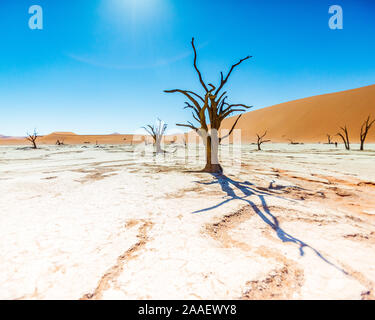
[0,143,374,299]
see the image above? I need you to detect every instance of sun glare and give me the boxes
[112,0,163,19]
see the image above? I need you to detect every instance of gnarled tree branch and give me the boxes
[219,114,243,143]
[215,56,252,95]
[191,37,208,92]
[164,37,252,173]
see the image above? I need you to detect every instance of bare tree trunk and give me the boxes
[256,131,270,151]
[165,38,251,174]
[26,130,39,149]
[327,134,332,144]
[143,119,167,155]
[203,133,222,173]
[360,116,374,151]
[155,137,163,154]
[337,126,350,150]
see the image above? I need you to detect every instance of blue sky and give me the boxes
[0,0,374,136]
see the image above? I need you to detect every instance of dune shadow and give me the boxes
[194,173,347,274]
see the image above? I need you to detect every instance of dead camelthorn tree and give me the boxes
[337,125,350,150]
[288,139,301,145]
[256,131,271,151]
[164,37,252,173]
[26,129,39,149]
[56,139,65,146]
[327,134,332,144]
[360,115,375,151]
[143,118,168,154]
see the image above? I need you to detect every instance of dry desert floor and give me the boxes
[0,143,375,300]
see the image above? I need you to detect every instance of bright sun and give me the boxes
[113,0,162,17]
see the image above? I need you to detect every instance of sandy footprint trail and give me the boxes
[0,144,374,299]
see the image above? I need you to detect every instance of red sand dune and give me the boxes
[222,84,375,143]
[39,133,138,145]
[1,85,374,145]
[0,133,139,146]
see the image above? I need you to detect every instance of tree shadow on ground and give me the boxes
[194,173,347,274]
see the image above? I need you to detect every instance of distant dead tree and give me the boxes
[360,115,375,151]
[288,139,302,145]
[326,134,332,144]
[56,139,65,145]
[143,118,167,154]
[256,131,271,151]
[170,136,177,144]
[337,125,350,150]
[165,38,252,173]
[26,129,39,149]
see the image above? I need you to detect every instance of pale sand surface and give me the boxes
[0,143,374,300]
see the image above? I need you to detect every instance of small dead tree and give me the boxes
[165,38,252,173]
[26,129,39,149]
[288,139,301,145]
[256,131,271,151]
[337,126,350,150]
[360,115,375,151]
[56,139,65,145]
[327,134,332,144]
[143,119,167,154]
